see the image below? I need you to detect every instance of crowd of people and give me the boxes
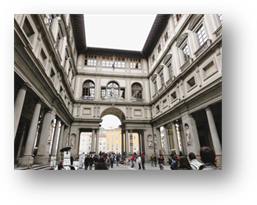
[56,146,220,170]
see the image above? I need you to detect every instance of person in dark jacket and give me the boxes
[84,154,93,170]
[110,155,115,168]
[95,158,108,170]
[170,154,179,170]
[153,155,157,167]
[200,146,220,170]
[141,153,145,170]
[116,154,120,166]
[93,155,99,168]
[158,155,164,170]
[58,162,64,170]
[70,156,74,165]
[178,156,192,170]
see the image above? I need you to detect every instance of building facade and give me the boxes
[14,14,222,167]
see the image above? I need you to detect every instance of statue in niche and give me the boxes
[185,123,193,146]
[147,135,153,149]
[70,135,75,147]
[47,121,54,144]
[111,87,115,97]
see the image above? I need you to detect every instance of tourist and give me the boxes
[170,154,179,170]
[131,154,134,168]
[84,154,93,170]
[70,155,74,165]
[200,146,220,170]
[93,154,99,168]
[188,152,203,170]
[158,155,164,170]
[58,162,64,170]
[141,152,145,170]
[178,156,192,170]
[151,154,154,166]
[136,154,142,170]
[110,154,115,168]
[106,157,111,168]
[95,158,108,170]
[116,153,120,166]
[153,155,157,167]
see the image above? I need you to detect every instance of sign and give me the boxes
[50,156,56,167]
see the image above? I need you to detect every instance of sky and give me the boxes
[84,15,156,51]
[100,115,121,129]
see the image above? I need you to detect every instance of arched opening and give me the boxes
[131,83,142,101]
[82,80,95,100]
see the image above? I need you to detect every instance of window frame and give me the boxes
[82,80,95,100]
[131,83,143,102]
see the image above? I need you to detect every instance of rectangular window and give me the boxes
[158,44,161,53]
[164,32,168,42]
[50,69,55,83]
[187,77,196,89]
[23,17,35,44]
[120,88,125,98]
[152,55,155,62]
[122,58,125,68]
[171,91,177,101]
[87,56,96,66]
[156,105,160,113]
[197,25,207,46]
[101,87,106,97]
[154,81,157,94]
[167,61,172,78]
[182,44,190,62]
[218,14,222,24]
[173,14,182,26]
[102,57,105,67]
[160,72,164,87]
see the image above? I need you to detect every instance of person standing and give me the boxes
[158,155,164,170]
[116,154,120,166]
[136,155,142,170]
[170,154,179,170]
[188,152,203,170]
[141,153,145,170]
[178,156,192,170]
[131,154,134,168]
[200,146,220,170]
[84,154,93,170]
[110,155,115,168]
[151,154,154,166]
[153,155,157,167]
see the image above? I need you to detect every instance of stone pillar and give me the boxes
[95,129,99,154]
[125,130,129,156]
[34,109,56,164]
[130,130,133,154]
[19,99,42,166]
[91,129,95,152]
[172,123,180,155]
[16,122,27,162]
[56,123,65,161]
[51,119,61,156]
[163,126,170,155]
[139,133,142,154]
[155,127,162,154]
[62,126,69,147]
[181,113,201,156]
[205,107,222,156]
[14,84,28,139]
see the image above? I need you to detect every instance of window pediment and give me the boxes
[176,33,188,47]
[156,64,164,74]
[163,54,172,65]
[188,14,204,31]
[151,73,157,81]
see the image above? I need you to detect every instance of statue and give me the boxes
[111,87,115,97]
[147,135,153,149]
[47,121,54,144]
[70,135,75,147]
[185,123,193,146]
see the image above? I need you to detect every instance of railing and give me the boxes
[81,96,94,100]
[180,58,191,72]
[131,98,144,102]
[213,25,222,38]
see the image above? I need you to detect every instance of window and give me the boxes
[187,77,196,89]
[50,69,55,83]
[22,17,35,44]
[100,139,102,141]
[167,61,173,78]
[160,72,164,87]
[131,83,142,101]
[107,82,119,97]
[101,87,106,98]
[152,55,155,62]
[101,56,113,67]
[171,91,177,101]
[164,32,168,42]
[133,135,136,139]
[182,44,190,62]
[120,88,125,99]
[85,55,96,66]
[158,44,161,53]
[156,105,160,113]
[100,143,102,145]
[173,14,182,26]
[103,142,105,145]
[47,14,54,28]
[116,136,118,139]
[82,80,95,100]
[130,58,141,69]
[154,81,158,94]
[196,25,207,46]
[40,49,47,67]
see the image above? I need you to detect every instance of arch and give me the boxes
[100,107,126,123]
[82,80,95,100]
[131,82,143,101]
[107,81,119,97]
[188,14,204,31]
[163,54,172,65]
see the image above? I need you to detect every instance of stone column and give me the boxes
[205,107,222,155]
[163,126,170,155]
[51,119,61,156]
[14,84,28,139]
[91,129,95,152]
[138,133,142,154]
[62,126,69,147]
[172,123,180,155]
[130,130,133,154]
[155,127,162,155]
[19,99,42,166]
[16,122,27,162]
[125,130,129,157]
[56,123,65,161]
[95,129,99,154]
[34,109,56,164]
[121,131,124,153]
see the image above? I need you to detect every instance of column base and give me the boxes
[18,155,34,167]
[34,155,50,165]
[216,155,222,168]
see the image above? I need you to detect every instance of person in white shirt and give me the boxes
[136,155,142,170]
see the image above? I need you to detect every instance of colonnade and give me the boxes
[14,84,70,166]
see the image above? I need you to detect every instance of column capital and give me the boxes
[37,98,45,105]
[205,106,211,111]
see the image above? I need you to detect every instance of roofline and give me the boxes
[71,14,171,58]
